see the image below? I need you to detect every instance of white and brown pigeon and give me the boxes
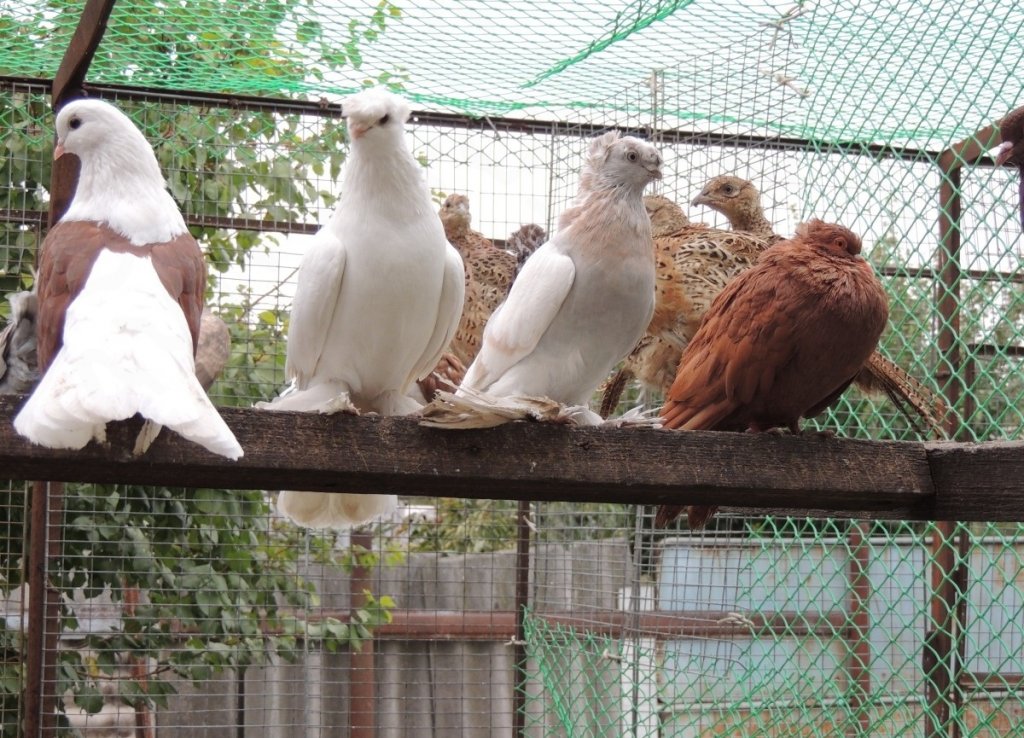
[13,98,242,459]
[259,88,464,528]
[432,131,660,426]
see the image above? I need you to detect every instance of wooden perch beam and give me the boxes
[1,396,1022,521]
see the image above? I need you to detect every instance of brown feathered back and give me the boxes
[657,220,888,527]
[439,194,517,364]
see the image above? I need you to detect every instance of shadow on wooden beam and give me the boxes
[2,395,1022,522]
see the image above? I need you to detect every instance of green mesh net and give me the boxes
[2,1,1024,736]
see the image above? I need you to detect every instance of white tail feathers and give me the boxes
[277,490,397,529]
[14,349,243,460]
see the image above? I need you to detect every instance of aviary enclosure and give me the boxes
[1,1,1024,736]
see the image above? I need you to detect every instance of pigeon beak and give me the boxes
[348,122,370,140]
[994,140,1015,166]
[53,141,65,160]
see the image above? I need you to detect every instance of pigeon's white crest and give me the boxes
[457,131,661,415]
[261,87,464,528]
[13,98,242,460]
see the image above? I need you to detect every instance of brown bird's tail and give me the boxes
[655,504,719,529]
[853,351,948,438]
[599,367,631,418]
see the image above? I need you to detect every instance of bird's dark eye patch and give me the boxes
[379,114,390,125]
[626,151,638,162]
[69,116,82,130]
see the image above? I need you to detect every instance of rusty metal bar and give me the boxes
[846,522,872,737]
[349,530,375,738]
[512,500,531,738]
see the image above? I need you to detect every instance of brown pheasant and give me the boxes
[506,222,547,272]
[600,194,772,416]
[658,220,889,529]
[439,194,517,365]
[691,175,782,243]
[691,176,948,438]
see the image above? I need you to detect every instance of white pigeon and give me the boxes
[261,88,464,529]
[455,131,661,421]
[13,99,243,460]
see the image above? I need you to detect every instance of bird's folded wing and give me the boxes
[664,271,801,427]
[411,244,467,383]
[284,232,347,386]
[461,246,575,390]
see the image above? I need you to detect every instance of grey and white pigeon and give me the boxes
[12,99,243,460]
[0,290,39,394]
[260,88,464,528]
[447,131,661,424]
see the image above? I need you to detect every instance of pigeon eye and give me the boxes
[627,151,638,162]
[379,114,390,125]
[69,116,82,130]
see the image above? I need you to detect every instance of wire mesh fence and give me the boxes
[2,0,1024,735]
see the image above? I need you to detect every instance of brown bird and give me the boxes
[657,220,889,529]
[691,175,781,243]
[692,176,947,437]
[439,194,517,365]
[505,222,547,271]
[600,194,771,416]
[994,104,1024,228]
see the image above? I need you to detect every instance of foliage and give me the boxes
[400,499,633,554]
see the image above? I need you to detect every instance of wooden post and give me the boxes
[845,522,872,737]
[349,530,376,738]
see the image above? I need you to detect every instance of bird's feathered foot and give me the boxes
[419,387,660,429]
[256,385,359,415]
[418,388,585,428]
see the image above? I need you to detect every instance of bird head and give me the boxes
[584,132,662,191]
[995,105,1024,166]
[52,98,163,181]
[341,87,411,142]
[439,194,472,238]
[796,219,863,259]
[691,175,760,217]
[643,194,690,237]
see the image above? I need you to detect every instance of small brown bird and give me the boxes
[600,195,771,416]
[657,220,889,529]
[506,222,547,272]
[692,176,947,437]
[439,194,517,365]
[691,175,781,243]
[994,105,1024,228]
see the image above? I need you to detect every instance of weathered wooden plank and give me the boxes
[0,396,935,518]
[925,441,1024,520]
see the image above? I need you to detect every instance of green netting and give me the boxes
[4,1,1024,142]
[524,517,1024,738]
[3,1,1024,736]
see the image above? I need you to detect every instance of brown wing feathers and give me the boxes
[35,221,206,371]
